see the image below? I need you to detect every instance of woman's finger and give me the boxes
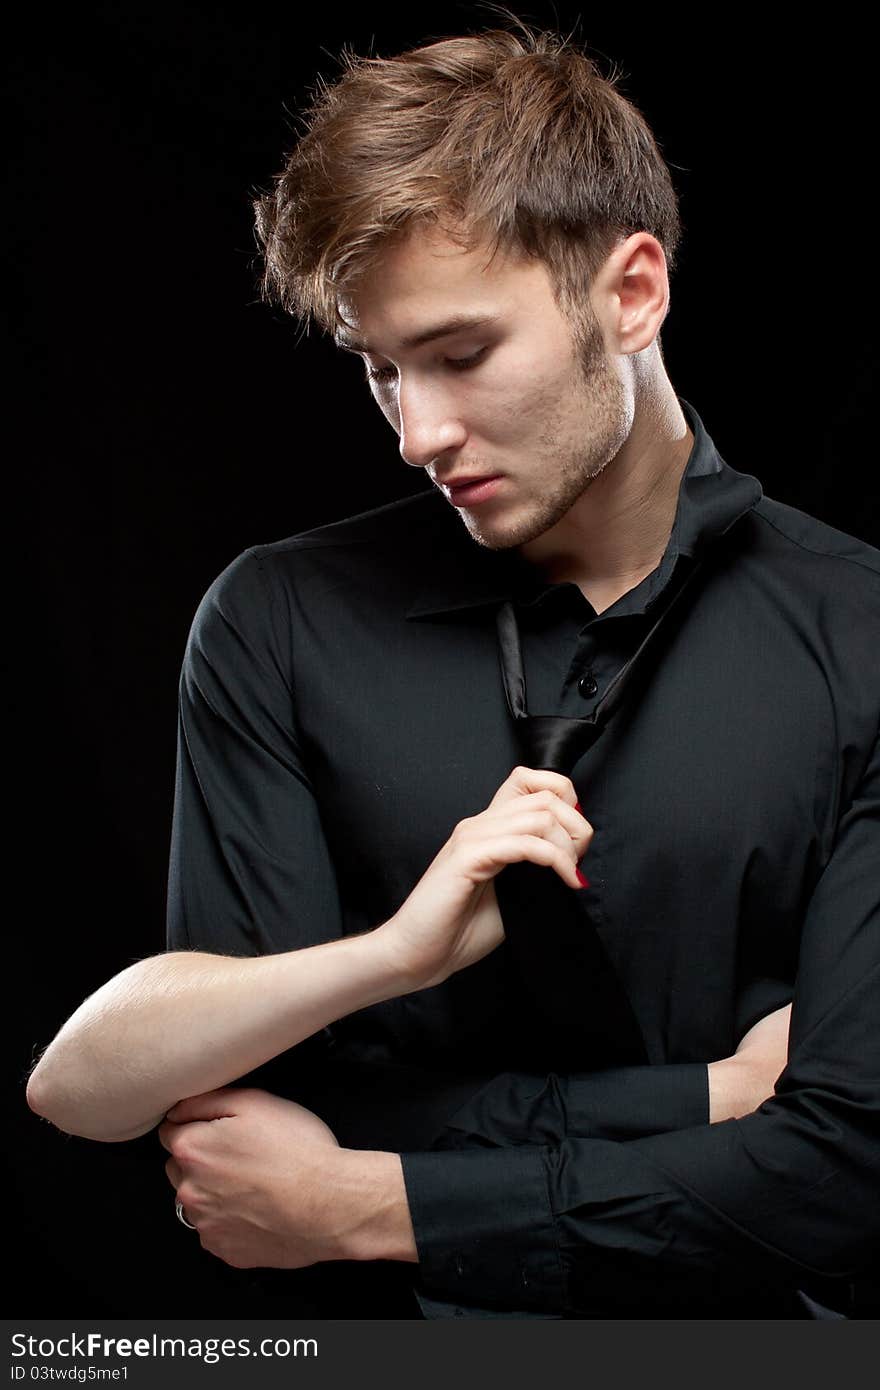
[487,764,580,811]
[477,789,593,852]
[469,832,586,891]
[462,805,590,867]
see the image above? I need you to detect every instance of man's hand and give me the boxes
[375,764,593,990]
[159,1087,415,1269]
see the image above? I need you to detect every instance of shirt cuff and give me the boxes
[400,1146,565,1314]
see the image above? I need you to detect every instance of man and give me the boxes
[27,21,879,1318]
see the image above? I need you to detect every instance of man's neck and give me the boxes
[517,394,694,612]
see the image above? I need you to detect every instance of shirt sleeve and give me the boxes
[431,1064,709,1149]
[166,546,344,959]
[430,976,793,1152]
[400,722,880,1315]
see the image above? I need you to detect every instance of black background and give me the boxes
[9,2,878,1316]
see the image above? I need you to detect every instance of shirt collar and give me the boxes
[405,397,763,621]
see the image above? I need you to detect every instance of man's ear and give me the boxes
[599,231,670,356]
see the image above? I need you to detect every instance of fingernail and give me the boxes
[576,868,590,888]
[575,801,583,813]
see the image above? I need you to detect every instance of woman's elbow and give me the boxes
[25,1063,159,1143]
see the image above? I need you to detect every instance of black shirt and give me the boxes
[166,397,880,1317]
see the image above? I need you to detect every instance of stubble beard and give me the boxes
[459,318,631,552]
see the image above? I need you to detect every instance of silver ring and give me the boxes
[175,1198,197,1230]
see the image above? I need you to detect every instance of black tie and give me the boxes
[491,547,720,1068]
[495,549,709,772]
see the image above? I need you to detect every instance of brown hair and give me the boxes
[252,14,683,346]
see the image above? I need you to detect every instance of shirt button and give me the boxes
[578,670,599,698]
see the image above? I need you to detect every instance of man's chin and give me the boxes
[453,494,561,547]
[458,511,549,552]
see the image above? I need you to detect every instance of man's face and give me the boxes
[337,224,633,551]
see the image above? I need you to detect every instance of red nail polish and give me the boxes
[575,801,583,813]
[576,868,590,888]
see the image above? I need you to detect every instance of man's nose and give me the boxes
[397,379,467,469]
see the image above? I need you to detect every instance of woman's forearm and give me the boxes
[26,930,408,1143]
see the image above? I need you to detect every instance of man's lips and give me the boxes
[442,474,504,506]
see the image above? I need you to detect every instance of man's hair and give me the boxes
[252,15,683,348]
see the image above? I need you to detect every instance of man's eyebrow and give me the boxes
[334,313,502,355]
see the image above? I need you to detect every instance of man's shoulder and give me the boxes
[198,487,466,623]
[186,489,462,655]
[256,487,450,557]
[751,493,880,588]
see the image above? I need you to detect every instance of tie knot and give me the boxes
[514,713,604,774]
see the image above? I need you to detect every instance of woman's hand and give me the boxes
[374,765,593,991]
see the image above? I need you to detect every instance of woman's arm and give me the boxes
[25,938,408,1142]
[26,766,588,1142]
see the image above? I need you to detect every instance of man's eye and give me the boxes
[445,347,488,371]
[365,347,488,386]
